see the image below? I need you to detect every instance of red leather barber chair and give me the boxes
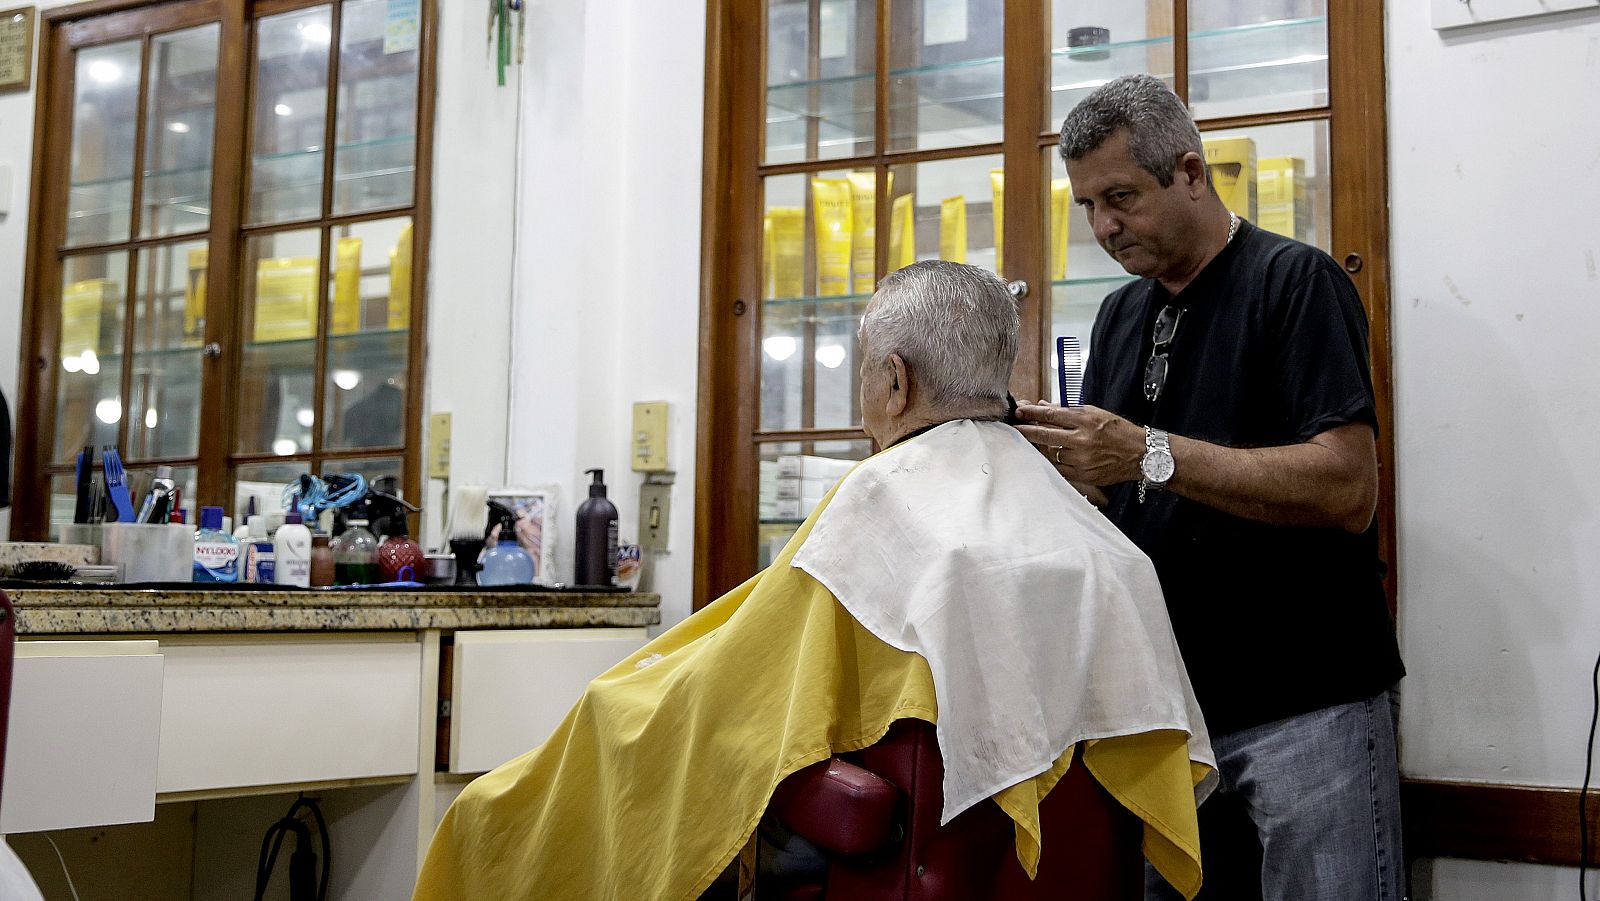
[762,719,1143,900]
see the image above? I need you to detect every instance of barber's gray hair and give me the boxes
[860,260,1018,407]
[1058,74,1203,188]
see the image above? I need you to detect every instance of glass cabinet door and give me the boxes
[1039,0,1334,401]
[18,1,431,540]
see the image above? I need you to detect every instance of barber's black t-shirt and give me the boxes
[1081,220,1404,734]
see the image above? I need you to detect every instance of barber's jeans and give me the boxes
[1146,689,1405,901]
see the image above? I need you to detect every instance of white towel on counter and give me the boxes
[792,419,1215,824]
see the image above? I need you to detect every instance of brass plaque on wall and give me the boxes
[0,6,34,93]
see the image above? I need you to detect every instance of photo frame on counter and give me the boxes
[0,7,35,94]
[488,485,558,585]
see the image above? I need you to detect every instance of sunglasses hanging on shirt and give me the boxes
[1142,305,1184,403]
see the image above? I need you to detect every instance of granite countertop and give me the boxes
[5,586,662,634]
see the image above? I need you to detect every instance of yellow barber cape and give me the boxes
[415,498,1208,901]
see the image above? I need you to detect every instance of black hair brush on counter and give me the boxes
[0,560,78,582]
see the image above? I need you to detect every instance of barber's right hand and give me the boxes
[1011,402,1145,490]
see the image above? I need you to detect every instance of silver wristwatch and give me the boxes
[1138,426,1174,503]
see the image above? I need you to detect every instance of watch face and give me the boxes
[1141,450,1175,483]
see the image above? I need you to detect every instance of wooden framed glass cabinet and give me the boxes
[13,0,435,538]
[697,0,1393,607]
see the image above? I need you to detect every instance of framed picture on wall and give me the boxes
[488,486,559,585]
[0,7,34,94]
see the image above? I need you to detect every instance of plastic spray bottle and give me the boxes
[478,501,534,586]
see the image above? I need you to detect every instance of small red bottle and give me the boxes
[377,513,425,583]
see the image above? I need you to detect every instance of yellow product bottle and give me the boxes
[332,237,363,335]
[889,194,916,270]
[766,207,805,299]
[1050,178,1072,281]
[388,222,414,331]
[810,177,853,296]
[762,217,776,300]
[990,169,1004,273]
[939,196,967,264]
[847,171,892,294]
[1202,137,1257,221]
[184,247,208,345]
[60,278,106,359]
[253,257,318,343]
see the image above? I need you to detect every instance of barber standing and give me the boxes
[1015,74,1405,901]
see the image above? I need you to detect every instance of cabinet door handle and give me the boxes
[1006,280,1029,299]
[1343,253,1364,273]
[202,342,222,358]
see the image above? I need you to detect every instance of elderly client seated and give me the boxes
[413,261,1215,901]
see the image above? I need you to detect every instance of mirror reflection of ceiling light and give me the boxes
[95,398,122,424]
[332,369,361,390]
[272,439,299,457]
[62,356,82,373]
[814,343,847,369]
[296,408,316,428]
[80,349,100,375]
[762,336,797,362]
[145,408,159,429]
[167,121,190,134]
[87,60,123,84]
[274,103,293,117]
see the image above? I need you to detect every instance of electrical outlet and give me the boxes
[428,412,451,479]
[632,402,669,472]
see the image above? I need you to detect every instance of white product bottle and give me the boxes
[274,511,313,587]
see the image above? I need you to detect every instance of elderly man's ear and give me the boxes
[886,353,911,417]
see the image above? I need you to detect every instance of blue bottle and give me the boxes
[193,505,240,582]
[478,501,534,586]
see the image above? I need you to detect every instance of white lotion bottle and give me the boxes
[274,511,313,587]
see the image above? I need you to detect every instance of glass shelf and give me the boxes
[66,135,419,226]
[764,16,1327,157]
[763,292,872,307]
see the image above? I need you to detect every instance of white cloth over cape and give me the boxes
[793,419,1216,824]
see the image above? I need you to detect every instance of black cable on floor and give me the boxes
[1581,647,1600,901]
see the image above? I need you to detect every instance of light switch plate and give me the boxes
[428,412,451,479]
[639,473,673,552]
[632,401,669,472]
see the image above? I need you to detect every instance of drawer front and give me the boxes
[2,641,164,833]
[450,628,648,773]
[158,638,422,793]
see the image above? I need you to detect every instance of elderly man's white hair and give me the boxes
[859,260,1019,407]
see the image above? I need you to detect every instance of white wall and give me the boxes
[506,0,704,627]
[1387,3,1600,895]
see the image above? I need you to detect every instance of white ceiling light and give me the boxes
[167,121,191,134]
[297,21,332,45]
[762,336,797,362]
[95,398,122,424]
[145,408,159,429]
[333,369,361,390]
[296,408,315,428]
[87,60,123,84]
[62,355,82,373]
[80,349,101,375]
[272,439,299,456]
[814,343,847,369]
[274,103,293,117]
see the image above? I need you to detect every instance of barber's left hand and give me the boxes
[1013,402,1146,487]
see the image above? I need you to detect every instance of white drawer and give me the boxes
[2,640,164,833]
[449,628,648,773]
[157,637,422,793]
